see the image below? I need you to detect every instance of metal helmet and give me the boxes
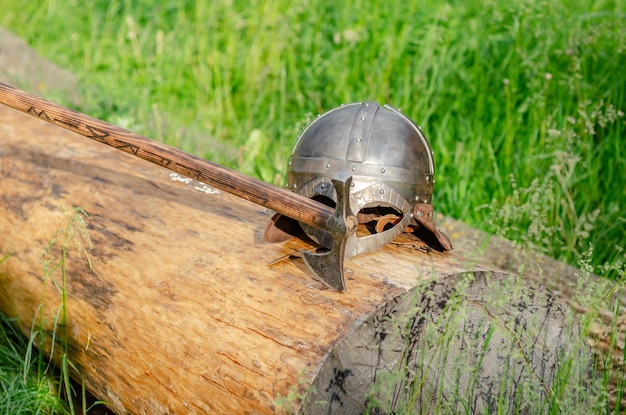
[266,101,451,256]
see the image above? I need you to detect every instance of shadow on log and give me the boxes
[0,107,604,413]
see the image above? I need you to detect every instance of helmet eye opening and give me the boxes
[357,204,404,236]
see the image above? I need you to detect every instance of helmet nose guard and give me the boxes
[265,101,451,254]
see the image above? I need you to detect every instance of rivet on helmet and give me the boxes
[265,101,452,254]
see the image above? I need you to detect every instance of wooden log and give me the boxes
[440,215,626,410]
[0,106,597,413]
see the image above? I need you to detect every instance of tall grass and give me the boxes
[1,0,623,272]
[363,267,624,414]
[37,207,93,415]
[0,208,95,414]
[0,0,624,412]
[0,315,67,414]
[0,253,66,414]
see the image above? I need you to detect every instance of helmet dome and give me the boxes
[266,101,451,255]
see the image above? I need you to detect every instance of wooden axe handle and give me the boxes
[0,82,334,231]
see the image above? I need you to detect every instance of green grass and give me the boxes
[1,0,624,272]
[0,0,624,412]
[362,268,624,414]
[0,209,97,415]
[0,315,67,414]
[0,251,68,415]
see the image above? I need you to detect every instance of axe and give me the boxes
[0,82,358,291]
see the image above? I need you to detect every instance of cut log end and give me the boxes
[0,106,604,414]
[306,271,597,414]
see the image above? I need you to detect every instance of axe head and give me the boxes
[301,243,347,291]
[301,173,356,291]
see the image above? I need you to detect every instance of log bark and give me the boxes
[0,106,602,413]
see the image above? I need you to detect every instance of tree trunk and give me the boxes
[0,107,606,413]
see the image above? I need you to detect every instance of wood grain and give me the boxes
[0,82,335,232]
[0,106,598,413]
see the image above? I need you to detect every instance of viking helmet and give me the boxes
[266,101,451,255]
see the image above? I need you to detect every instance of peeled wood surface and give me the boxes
[0,82,336,232]
[0,32,617,414]
[0,106,601,413]
[0,106,471,413]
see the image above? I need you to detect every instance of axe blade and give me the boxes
[301,173,355,291]
[301,243,347,291]
[0,83,361,291]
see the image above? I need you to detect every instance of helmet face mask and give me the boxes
[291,174,414,257]
[265,101,451,254]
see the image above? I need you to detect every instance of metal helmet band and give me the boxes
[266,101,451,255]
